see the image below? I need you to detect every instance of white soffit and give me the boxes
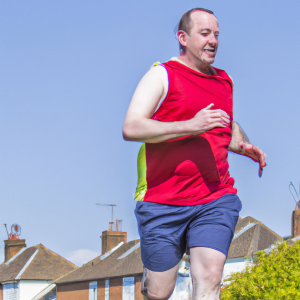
[15,249,39,279]
[118,242,140,260]
[291,235,300,242]
[5,248,27,265]
[31,283,56,300]
[232,223,255,241]
[100,242,124,261]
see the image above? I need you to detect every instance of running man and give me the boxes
[123,8,266,300]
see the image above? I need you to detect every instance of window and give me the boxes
[89,281,97,300]
[123,277,135,300]
[105,279,109,300]
[3,282,18,300]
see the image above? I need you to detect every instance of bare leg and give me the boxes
[190,247,226,300]
[142,264,179,300]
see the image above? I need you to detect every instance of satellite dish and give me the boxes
[11,224,21,237]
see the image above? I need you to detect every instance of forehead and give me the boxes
[189,10,219,31]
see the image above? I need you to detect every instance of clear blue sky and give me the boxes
[1,0,299,265]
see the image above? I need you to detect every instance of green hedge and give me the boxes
[221,240,300,299]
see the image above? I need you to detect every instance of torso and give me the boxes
[135,60,237,206]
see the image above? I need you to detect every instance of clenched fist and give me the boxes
[188,103,230,135]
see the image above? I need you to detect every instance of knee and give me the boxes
[141,266,178,300]
[146,288,174,300]
[194,266,223,288]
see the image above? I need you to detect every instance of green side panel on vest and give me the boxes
[135,143,147,201]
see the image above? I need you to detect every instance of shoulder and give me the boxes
[140,63,168,88]
[148,62,168,76]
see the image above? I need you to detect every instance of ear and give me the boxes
[177,30,187,48]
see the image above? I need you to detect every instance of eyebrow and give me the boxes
[200,28,219,34]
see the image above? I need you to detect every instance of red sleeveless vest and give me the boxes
[135,60,237,206]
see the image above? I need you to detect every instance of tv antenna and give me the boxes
[289,182,299,203]
[96,204,117,224]
[3,224,9,239]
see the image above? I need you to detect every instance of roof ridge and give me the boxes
[41,246,78,269]
[257,222,282,240]
[32,243,44,248]
[248,224,260,256]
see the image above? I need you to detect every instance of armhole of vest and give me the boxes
[228,74,234,111]
[154,64,172,113]
[228,74,234,90]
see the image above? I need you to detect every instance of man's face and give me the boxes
[184,11,219,65]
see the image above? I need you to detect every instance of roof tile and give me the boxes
[0,244,77,283]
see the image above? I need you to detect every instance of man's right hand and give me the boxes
[189,103,230,135]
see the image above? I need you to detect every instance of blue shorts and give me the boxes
[135,194,242,272]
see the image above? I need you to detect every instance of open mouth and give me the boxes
[204,49,215,55]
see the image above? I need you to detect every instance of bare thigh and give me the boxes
[143,264,179,300]
[190,247,226,300]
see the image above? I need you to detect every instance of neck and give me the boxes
[178,52,212,75]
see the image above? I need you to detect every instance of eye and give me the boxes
[201,33,209,36]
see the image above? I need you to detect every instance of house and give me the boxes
[0,238,77,300]
[222,216,283,282]
[55,240,192,300]
[34,215,282,300]
[55,237,143,300]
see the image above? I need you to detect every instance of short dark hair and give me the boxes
[177,8,214,51]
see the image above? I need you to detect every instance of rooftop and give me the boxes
[57,216,283,284]
[228,216,283,259]
[57,239,142,284]
[0,244,77,283]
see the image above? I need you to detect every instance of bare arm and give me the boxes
[229,121,267,168]
[123,66,230,143]
[228,121,250,152]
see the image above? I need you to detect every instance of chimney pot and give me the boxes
[109,222,113,231]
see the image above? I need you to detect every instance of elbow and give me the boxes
[122,122,136,141]
[123,117,148,142]
[122,127,131,141]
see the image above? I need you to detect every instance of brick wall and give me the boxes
[109,278,123,299]
[292,209,300,237]
[101,231,127,254]
[4,239,26,262]
[57,282,89,300]
[135,276,143,300]
[57,275,143,300]
[97,279,105,300]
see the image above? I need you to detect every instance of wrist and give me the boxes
[175,119,194,135]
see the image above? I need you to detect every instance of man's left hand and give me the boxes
[238,141,267,168]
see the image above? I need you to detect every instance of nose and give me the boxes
[208,33,218,46]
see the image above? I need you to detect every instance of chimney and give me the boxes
[101,220,127,254]
[4,239,26,262]
[292,183,300,238]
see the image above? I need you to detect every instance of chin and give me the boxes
[200,55,215,65]
[204,58,215,65]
